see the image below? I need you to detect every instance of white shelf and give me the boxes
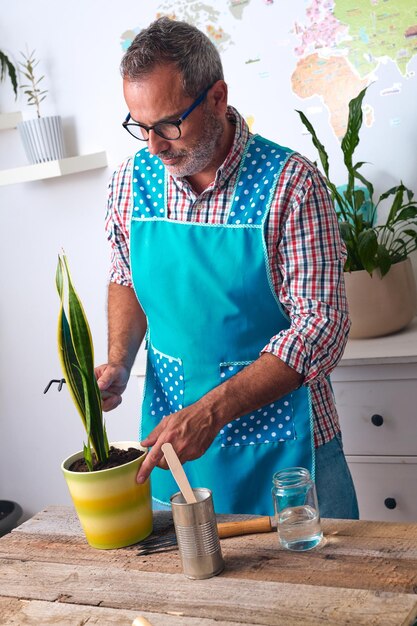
[0,152,108,186]
[0,111,23,130]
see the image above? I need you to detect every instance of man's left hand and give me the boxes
[136,400,220,483]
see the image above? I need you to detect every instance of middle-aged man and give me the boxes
[96,17,359,517]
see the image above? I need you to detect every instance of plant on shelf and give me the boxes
[56,252,109,470]
[16,48,66,164]
[0,49,18,98]
[18,48,47,118]
[297,85,417,277]
[54,252,152,549]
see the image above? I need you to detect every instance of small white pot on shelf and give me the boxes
[17,115,66,164]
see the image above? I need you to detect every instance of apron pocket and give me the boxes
[218,361,296,448]
[148,343,184,421]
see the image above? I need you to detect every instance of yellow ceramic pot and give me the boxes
[62,441,152,549]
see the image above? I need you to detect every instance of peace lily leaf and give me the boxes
[353,189,365,211]
[395,207,417,222]
[376,245,392,277]
[341,86,367,171]
[352,167,374,202]
[357,229,378,274]
[339,221,355,243]
[296,109,330,179]
[404,229,417,240]
[377,185,401,204]
[296,83,417,275]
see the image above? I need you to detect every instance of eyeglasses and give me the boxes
[122,85,212,141]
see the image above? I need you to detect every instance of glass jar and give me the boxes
[272,467,323,551]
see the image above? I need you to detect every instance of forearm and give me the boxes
[107,282,147,373]
[138,352,303,481]
[201,352,303,430]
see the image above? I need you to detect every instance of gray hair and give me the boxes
[120,17,224,97]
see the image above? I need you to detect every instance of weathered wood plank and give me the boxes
[3,521,417,594]
[0,597,240,626]
[14,506,417,541]
[11,506,174,538]
[8,522,417,564]
[0,560,416,626]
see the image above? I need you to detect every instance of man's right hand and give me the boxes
[95,363,130,412]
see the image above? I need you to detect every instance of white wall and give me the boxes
[1,0,416,520]
[0,1,146,520]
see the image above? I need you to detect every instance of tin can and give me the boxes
[170,487,224,579]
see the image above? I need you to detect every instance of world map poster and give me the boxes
[120,0,417,217]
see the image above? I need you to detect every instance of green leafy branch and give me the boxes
[19,48,47,118]
[56,253,109,470]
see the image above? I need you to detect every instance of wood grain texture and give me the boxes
[0,597,239,626]
[1,506,417,626]
[1,560,416,626]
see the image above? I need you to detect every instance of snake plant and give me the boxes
[297,86,417,276]
[56,253,109,470]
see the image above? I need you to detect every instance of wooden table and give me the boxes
[1,506,417,625]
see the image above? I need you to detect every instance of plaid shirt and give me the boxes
[105,107,350,447]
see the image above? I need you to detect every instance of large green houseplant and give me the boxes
[297,86,417,338]
[56,252,152,549]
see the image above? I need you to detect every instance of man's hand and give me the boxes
[95,363,130,411]
[136,352,303,484]
[137,399,220,483]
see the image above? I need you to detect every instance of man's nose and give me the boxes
[147,130,170,155]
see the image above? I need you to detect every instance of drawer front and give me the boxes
[347,457,417,522]
[332,379,417,455]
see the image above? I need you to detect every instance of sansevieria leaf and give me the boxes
[56,253,109,467]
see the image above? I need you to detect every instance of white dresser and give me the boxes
[331,318,417,522]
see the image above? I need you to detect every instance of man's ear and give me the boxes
[209,80,228,114]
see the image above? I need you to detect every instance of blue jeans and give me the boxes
[315,433,359,519]
[153,433,359,519]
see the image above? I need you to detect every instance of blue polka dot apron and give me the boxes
[130,134,314,514]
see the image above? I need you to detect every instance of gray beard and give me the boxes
[157,110,224,179]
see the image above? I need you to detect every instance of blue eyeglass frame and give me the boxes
[122,84,213,141]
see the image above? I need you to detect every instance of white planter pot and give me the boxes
[344,258,417,339]
[17,115,66,164]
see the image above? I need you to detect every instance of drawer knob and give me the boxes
[384,498,397,510]
[371,414,384,427]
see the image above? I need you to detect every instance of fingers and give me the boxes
[95,363,129,412]
[95,364,115,391]
[102,394,122,412]
[137,442,165,483]
[94,363,107,381]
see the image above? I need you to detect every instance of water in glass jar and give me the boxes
[278,505,323,551]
